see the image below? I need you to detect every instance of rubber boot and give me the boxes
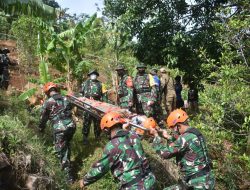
[64,167,74,184]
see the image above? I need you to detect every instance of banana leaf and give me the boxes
[39,60,50,84]
[18,88,37,101]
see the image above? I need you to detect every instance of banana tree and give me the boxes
[18,31,51,101]
[47,14,97,91]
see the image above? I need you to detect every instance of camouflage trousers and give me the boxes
[164,173,215,190]
[83,112,101,138]
[122,173,156,190]
[54,127,75,178]
[136,102,153,117]
[151,102,164,124]
[119,101,129,109]
[0,71,9,90]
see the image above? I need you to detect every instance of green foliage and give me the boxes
[11,16,41,67]
[18,87,37,101]
[188,64,250,189]
[39,59,51,84]
[0,12,11,39]
[47,14,97,83]
[0,0,56,18]
[103,0,224,78]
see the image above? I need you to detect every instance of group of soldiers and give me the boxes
[79,63,179,144]
[116,63,177,120]
[37,62,214,190]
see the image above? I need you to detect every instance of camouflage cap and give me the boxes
[150,68,158,75]
[88,69,99,76]
[136,62,147,69]
[115,64,125,71]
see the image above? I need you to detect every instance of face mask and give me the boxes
[90,74,97,80]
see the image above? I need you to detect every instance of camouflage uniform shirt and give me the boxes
[39,93,75,131]
[81,79,103,100]
[117,74,134,109]
[133,74,158,116]
[152,127,215,189]
[83,129,155,189]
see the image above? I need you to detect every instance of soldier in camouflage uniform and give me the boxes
[149,68,164,125]
[80,111,156,190]
[38,82,76,183]
[134,63,158,117]
[80,69,103,144]
[0,48,11,90]
[160,68,176,116]
[115,64,134,111]
[149,109,215,190]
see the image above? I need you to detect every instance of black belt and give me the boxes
[184,165,210,182]
[120,172,149,189]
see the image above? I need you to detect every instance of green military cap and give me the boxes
[136,62,147,69]
[88,69,99,76]
[115,64,125,70]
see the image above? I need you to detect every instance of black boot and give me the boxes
[64,166,74,184]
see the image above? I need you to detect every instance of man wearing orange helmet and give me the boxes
[149,109,215,190]
[38,82,76,184]
[80,111,155,190]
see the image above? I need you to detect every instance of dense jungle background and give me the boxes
[0,0,249,189]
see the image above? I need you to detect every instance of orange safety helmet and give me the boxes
[43,82,57,95]
[137,117,157,136]
[167,109,188,128]
[100,111,126,130]
[143,117,157,130]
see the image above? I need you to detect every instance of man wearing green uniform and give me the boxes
[149,68,164,125]
[38,82,76,184]
[134,63,158,117]
[115,64,134,111]
[80,69,103,144]
[80,111,156,190]
[150,109,215,190]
